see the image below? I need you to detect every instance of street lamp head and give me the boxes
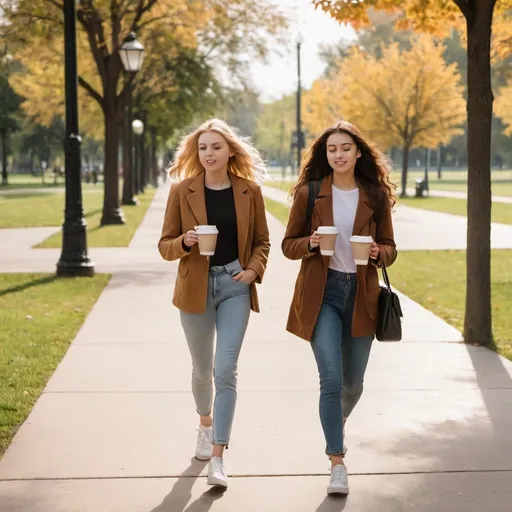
[120,32,145,73]
[132,119,144,135]
[296,32,304,45]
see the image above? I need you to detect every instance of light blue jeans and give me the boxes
[180,259,251,446]
[311,268,374,456]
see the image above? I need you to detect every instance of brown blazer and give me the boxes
[282,174,397,341]
[158,172,270,314]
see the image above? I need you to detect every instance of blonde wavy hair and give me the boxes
[167,118,267,184]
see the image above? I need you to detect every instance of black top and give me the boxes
[204,186,239,266]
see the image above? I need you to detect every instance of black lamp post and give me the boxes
[296,34,304,173]
[120,32,145,205]
[56,0,94,277]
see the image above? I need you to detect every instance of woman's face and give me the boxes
[326,132,361,177]
[198,131,234,174]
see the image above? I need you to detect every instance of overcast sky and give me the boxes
[249,0,356,102]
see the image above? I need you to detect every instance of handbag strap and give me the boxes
[381,264,392,290]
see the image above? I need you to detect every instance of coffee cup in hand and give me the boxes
[350,235,374,265]
[195,225,219,256]
[317,226,339,256]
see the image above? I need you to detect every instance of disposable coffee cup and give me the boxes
[317,226,339,256]
[350,235,373,265]
[195,225,219,256]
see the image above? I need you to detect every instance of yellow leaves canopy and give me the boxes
[495,85,512,137]
[320,35,466,150]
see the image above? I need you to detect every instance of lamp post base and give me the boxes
[56,259,95,277]
[100,207,126,225]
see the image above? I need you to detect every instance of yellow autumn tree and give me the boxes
[302,76,343,135]
[495,85,512,136]
[334,35,465,196]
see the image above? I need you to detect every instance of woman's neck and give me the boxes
[204,169,231,190]
[332,172,357,191]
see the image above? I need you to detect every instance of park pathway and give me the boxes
[1,184,512,511]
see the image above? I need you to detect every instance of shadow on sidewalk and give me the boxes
[151,458,225,512]
[316,495,347,511]
[350,343,512,510]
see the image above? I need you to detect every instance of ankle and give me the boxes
[200,415,212,428]
[330,456,344,467]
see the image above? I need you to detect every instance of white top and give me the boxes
[329,186,359,273]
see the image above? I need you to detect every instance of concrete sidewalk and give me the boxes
[1,185,512,511]
[262,185,512,251]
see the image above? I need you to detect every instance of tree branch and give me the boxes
[78,76,104,111]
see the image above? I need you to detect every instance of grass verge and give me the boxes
[399,196,512,225]
[0,273,111,456]
[37,187,156,248]
[264,195,512,361]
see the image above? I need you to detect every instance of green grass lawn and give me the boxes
[389,250,512,361]
[399,196,512,225]
[37,187,156,248]
[264,197,512,361]
[0,173,104,190]
[0,187,156,247]
[0,273,110,456]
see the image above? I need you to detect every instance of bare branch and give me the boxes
[78,75,104,110]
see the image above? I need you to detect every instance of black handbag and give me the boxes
[376,265,403,342]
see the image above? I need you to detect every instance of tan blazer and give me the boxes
[282,174,397,341]
[158,172,270,314]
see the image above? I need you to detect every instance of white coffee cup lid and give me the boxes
[317,226,339,235]
[350,235,373,243]
[195,225,219,234]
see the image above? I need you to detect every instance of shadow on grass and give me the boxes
[84,208,102,219]
[0,275,57,297]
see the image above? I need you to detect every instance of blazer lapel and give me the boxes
[187,173,208,226]
[231,174,250,262]
[352,188,374,235]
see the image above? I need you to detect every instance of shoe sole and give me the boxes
[195,452,213,461]
[327,486,349,495]
[207,476,228,488]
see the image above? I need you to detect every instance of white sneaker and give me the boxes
[207,456,228,488]
[327,464,349,495]
[195,425,213,461]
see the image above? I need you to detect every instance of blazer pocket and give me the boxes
[178,263,189,278]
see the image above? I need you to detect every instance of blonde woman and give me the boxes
[158,119,270,488]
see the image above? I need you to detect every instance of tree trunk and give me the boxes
[463,2,496,347]
[400,143,410,197]
[101,110,125,225]
[1,128,7,186]
[150,127,158,188]
[437,144,443,180]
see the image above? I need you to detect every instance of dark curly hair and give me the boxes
[291,121,396,214]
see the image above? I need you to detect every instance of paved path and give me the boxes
[1,185,512,511]
[409,187,512,204]
[262,186,512,251]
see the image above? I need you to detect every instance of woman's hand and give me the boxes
[232,269,258,284]
[309,231,321,249]
[183,230,199,248]
[370,242,380,260]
